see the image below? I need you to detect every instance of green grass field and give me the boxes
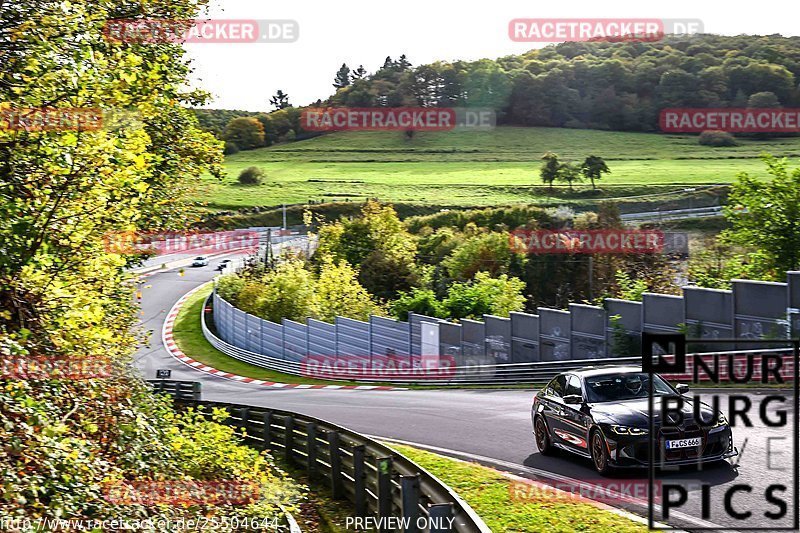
[197,127,800,210]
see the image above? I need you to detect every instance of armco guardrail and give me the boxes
[147,380,491,533]
[620,205,723,222]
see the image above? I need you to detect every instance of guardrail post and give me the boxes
[401,475,421,533]
[352,445,367,517]
[284,415,295,465]
[328,431,344,499]
[429,503,454,533]
[306,422,317,479]
[191,382,201,400]
[261,411,272,450]
[377,456,393,532]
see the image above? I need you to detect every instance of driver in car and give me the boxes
[624,375,643,396]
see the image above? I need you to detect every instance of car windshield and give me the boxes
[195,257,205,260]
[585,373,674,402]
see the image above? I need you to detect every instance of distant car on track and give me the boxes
[532,366,737,475]
[215,259,232,271]
[191,256,209,267]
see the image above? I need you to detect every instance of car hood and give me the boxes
[588,396,717,428]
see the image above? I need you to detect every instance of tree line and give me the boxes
[196,34,800,154]
[327,35,800,131]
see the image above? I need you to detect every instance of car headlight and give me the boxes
[712,414,728,428]
[611,425,648,435]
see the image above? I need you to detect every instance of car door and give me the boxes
[556,374,590,452]
[538,374,571,446]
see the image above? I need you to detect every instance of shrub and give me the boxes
[390,288,446,321]
[223,116,265,149]
[238,166,265,185]
[698,130,737,147]
[223,141,240,155]
[443,272,526,320]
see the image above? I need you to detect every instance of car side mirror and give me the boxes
[563,394,583,405]
[675,383,689,395]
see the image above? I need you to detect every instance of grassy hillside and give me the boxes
[196,127,800,210]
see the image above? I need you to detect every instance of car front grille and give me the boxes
[629,424,726,463]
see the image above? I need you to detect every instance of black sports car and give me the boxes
[531,366,738,475]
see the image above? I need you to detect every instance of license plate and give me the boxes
[666,438,701,449]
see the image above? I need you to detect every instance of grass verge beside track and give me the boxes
[171,285,370,387]
[387,443,647,533]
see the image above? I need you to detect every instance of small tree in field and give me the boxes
[557,162,582,191]
[238,166,265,185]
[580,155,611,189]
[540,152,560,191]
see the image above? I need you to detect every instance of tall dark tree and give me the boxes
[270,90,291,110]
[351,65,367,81]
[580,155,611,190]
[333,63,351,89]
[540,152,560,192]
[382,56,394,70]
[397,54,412,71]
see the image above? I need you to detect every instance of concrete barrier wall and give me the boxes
[605,298,642,357]
[570,304,606,359]
[511,312,539,363]
[212,272,795,363]
[539,308,571,361]
[370,316,411,357]
[683,287,733,351]
[733,280,789,348]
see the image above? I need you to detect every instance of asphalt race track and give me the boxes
[134,259,798,532]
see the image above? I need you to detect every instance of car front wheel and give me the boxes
[534,416,555,456]
[591,430,613,476]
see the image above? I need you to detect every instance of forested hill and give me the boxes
[328,34,800,132]
[195,34,800,141]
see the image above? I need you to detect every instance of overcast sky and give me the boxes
[184,0,798,112]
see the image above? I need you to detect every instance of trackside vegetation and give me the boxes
[0,0,306,525]
[388,444,646,533]
[219,200,678,316]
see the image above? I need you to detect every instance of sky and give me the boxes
[184,0,799,112]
